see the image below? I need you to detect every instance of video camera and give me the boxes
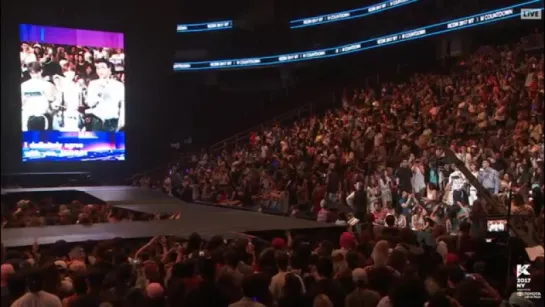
[484,216,509,243]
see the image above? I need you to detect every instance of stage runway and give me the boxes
[1,186,342,247]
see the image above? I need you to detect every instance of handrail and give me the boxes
[209,102,314,153]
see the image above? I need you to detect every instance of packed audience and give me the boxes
[20,42,125,84]
[1,200,180,228]
[151,34,544,237]
[1,227,543,307]
[2,32,544,307]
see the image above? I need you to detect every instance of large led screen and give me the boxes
[19,24,125,162]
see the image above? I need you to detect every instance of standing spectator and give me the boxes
[1,264,15,299]
[448,166,467,206]
[478,159,500,195]
[10,269,62,307]
[269,251,291,301]
[345,268,380,307]
[345,182,367,221]
[305,257,345,307]
[229,273,271,307]
[277,273,305,307]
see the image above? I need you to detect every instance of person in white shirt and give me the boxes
[54,63,84,131]
[109,49,125,72]
[490,221,505,232]
[85,59,124,131]
[448,166,467,206]
[345,182,362,209]
[392,206,407,228]
[21,62,58,131]
[494,223,500,232]
[488,221,498,232]
[346,182,367,220]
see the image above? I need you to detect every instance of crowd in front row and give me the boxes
[1,200,180,228]
[1,225,544,307]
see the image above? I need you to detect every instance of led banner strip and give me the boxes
[176,20,233,33]
[173,1,542,71]
[290,0,419,29]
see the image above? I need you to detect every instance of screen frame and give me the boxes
[18,23,127,164]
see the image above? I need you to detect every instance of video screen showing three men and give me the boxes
[20,24,125,162]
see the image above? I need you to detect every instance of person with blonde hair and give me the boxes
[370,240,390,267]
[313,294,333,307]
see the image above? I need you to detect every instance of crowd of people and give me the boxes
[20,42,125,132]
[1,32,544,307]
[1,200,179,228]
[1,225,543,307]
[154,34,544,238]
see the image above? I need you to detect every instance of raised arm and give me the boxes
[134,236,158,260]
[346,191,355,208]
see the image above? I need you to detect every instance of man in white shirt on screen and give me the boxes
[488,222,497,232]
[21,61,58,131]
[85,59,124,131]
[56,62,83,131]
[490,221,503,232]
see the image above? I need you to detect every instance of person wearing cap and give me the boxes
[271,237,286,250]
[345,268,380,307]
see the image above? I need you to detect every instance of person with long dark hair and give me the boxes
[1,272,26,307]
[10,268,62,307]
[229,273,272,307]
[277,273,305,307]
